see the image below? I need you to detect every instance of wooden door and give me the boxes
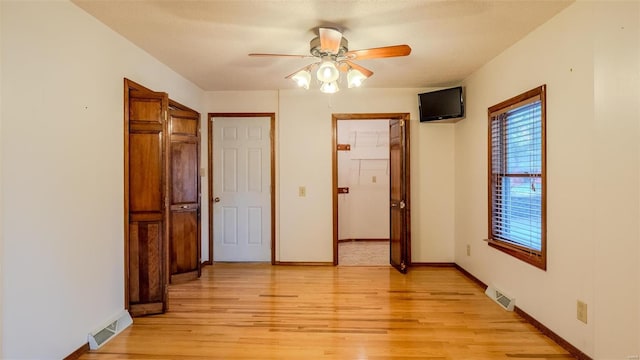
[126,83,169,316]
[389,118,409,273]
[168,108,201,283]
[212,117,272,261]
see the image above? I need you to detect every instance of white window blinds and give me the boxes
[490,96,543,253]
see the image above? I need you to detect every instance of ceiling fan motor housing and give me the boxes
[310,36,349,58]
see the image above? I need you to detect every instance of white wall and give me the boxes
[591,2,640,357]
[1,1,204,358]
[278,88,455,262]
[202,91,279,262]
[455,2,639,358]
[205,88,456,263]
[0,1,4,354]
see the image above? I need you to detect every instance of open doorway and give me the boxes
[332,113,411,272]
[336,119,390,265]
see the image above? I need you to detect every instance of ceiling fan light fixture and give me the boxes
[291,69,311,89]
[347,68,367,88]
[250,28,411,93]
[316,59,340,83]
[320,81,339,94]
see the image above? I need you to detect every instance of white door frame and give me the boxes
[208,113,276,264]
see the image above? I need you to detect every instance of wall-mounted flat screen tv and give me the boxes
[418,86,464,122]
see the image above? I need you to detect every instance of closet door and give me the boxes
[168,109,201,283]
[126,82,169,316]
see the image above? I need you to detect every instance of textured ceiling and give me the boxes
[72,0,573,91]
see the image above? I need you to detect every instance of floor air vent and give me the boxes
[88,310,133,350]
[485,286,515,311]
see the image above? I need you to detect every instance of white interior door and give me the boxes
[213,117,271,261]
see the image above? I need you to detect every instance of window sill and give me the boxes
[487,239,546,271]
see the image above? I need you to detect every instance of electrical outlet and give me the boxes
[466,244,471,256]
[298,186,306,197]
[577,300,588,324]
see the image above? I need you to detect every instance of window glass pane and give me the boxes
[505,101,541,174]
[493,177,542,251]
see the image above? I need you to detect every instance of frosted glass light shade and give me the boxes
[316,61,340,83]
[347,69,367,88]
[320,81,339,94]
[291,70,311,89]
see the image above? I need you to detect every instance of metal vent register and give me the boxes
[88,310,133,349]
[485,286,515,311]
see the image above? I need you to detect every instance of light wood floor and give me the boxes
[81,264,573,359]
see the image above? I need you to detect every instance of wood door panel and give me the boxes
[130,98,163,124]
[171,142,198,204]
[390,206,403,267]
[168,108,200,283]
[390,140,403,269]
[125,80,168,316]
[129,223,140,303]
[171,116,198,136]
[389,119,408,273]
[170,211,198,274]
[129,133,163,212]
[129,221,163,304]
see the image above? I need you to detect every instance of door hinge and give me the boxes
[399,119,405,127]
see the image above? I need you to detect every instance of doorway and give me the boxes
[336,119,390,266]
[332,113,411,272]
[207,113,276,263]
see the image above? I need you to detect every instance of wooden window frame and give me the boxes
[487,85,547,270]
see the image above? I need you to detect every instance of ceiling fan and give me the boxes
[249,27,411,93]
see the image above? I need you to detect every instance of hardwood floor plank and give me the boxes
[80,264,574,359]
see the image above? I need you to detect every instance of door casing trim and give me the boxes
[331,113,411,266]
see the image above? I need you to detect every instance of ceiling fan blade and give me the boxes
[319,27,342,54]
[345,45,411,60]
[284,64,314,79]
[344,61,373,78]
[249,53,312,59]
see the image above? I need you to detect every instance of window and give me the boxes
[488,85,546,270]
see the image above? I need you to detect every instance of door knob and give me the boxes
[214,197,220,203]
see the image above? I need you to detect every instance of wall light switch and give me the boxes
[372,176,377,183]
[298,186,306,197]
[577,300,588,324]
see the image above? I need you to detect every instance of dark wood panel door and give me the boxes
[389,118,409,273]
[126,83,169,316]
[168,109,201,283]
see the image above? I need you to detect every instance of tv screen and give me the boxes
[418,87,464,122]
